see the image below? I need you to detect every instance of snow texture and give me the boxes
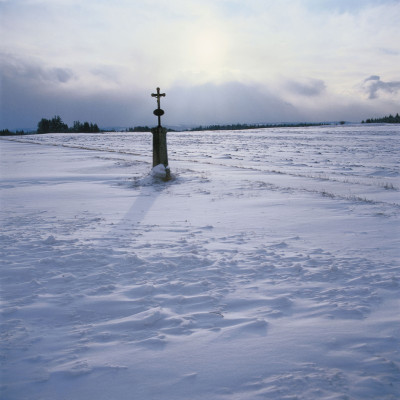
[1,125,399,399]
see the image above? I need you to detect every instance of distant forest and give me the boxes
[124,126,176,132]
[125,126,151,132]
[0,119,174,136]
[362,114,400,124]
[190,122,329,132]
[0,116,100,136]
[37,115,100,134]
[1,114,400,136]
[0,129,26,136]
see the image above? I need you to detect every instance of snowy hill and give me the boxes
[1,125,399,399]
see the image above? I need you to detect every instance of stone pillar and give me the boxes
[151,126,170,180]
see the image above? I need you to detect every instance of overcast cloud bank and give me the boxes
[1,0,399,129]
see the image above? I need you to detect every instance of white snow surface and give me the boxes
[1,125,399,399]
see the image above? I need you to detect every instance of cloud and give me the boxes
[166,82,300,126]
[304,0,400,14]
[0,53,150,129]
[1,53,397,131]
[53,68,74,83]
[285,79,326,97]
[0,53,75,87]
[362,75,400,99]
[0,62,303,129]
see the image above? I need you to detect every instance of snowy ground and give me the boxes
[1,125,399,399]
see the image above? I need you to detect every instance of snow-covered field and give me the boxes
[1,124,399,399]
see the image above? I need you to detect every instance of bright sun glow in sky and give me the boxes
[1,0,400,129]
[192,29,228,75]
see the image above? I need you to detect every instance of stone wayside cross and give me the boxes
[151,87,170,180]
[151,87,166,127]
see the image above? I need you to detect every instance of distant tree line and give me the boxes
[37,115,100,134]
[125,126,176,132]
[190,122,328,132]
[70,120,101,133]
[37,115,68,133]
[125,126,151,132]
[362,114,400,124]
[0,129,26,136]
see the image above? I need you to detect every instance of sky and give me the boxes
[1,0,400,130]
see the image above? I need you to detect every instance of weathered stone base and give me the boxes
[151,126,170,180]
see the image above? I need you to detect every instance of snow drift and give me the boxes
[1,124,399,399]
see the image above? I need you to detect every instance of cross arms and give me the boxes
[151,87,166,108]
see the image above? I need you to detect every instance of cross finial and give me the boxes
[151,87,166,127]
[151,87,166,109]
